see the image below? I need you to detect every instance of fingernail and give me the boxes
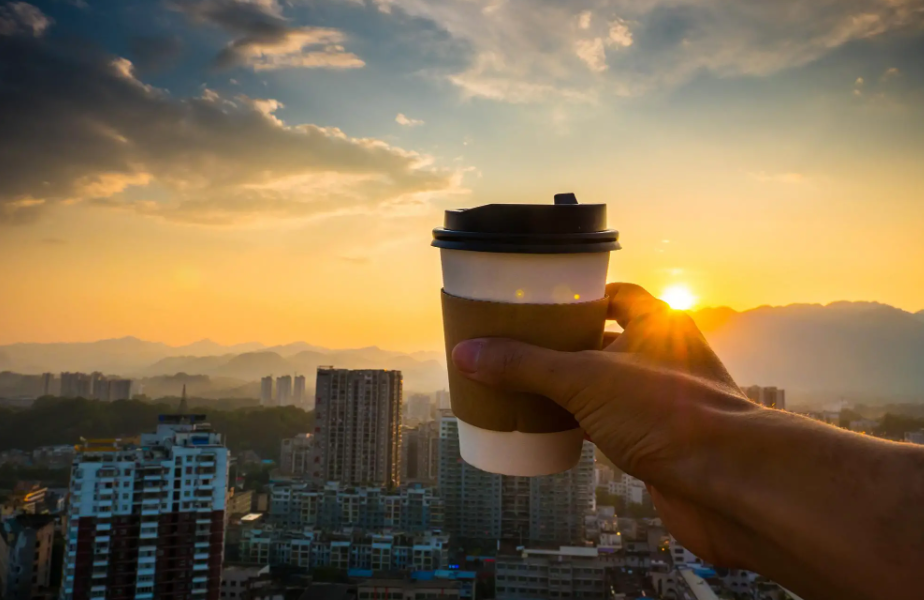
[452,340,484,374]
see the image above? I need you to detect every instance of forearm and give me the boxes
[702,406,924,599]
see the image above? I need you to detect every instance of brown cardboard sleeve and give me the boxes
[441,290,608,433]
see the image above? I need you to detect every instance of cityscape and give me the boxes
[2,0,924,598]
[3,363,922,600]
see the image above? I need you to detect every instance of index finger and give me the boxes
[605,282,670,329]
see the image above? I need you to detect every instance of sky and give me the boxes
[1,0,923,352]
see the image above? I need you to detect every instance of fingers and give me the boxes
[452,338,595,405]
[605,283,671,329]
[602,331,621,347]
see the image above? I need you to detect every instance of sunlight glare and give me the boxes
[660,285,696,310]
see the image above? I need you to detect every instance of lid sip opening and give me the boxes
[432,193,620,254]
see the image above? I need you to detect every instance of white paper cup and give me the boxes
[433,194,619,476]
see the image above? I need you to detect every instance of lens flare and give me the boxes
[660,285,696,310]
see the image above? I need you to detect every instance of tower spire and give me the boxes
[178,384,188,414]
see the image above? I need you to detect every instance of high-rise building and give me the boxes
[109,379,133,401]
[279,433,313,476]
[313,368,403,487]
[434,390,451,411]
[275,375,292,407]
[438,413,594,545]
[260,376,273,406]
[402,421,439,484]
[61,414,228,600]
[743,385,786,410]
[60,372,92,398]
[0,514,55,599]
[406,393,432,423]
[293,375,306,406]
[90,372,106,400]
[40,372,55,397]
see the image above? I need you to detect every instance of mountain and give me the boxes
[916,310,924,324]
[691,301,924,403]
[173,339,265,355]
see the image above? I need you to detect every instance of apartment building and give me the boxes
[267,481,443,533]
[438,413,595,545]
[495,546,613,600]
[61,414,228,600]
[278,434,313,476]
[313,369,403,486]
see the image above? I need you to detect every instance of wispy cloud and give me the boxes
[395,113,425,127]
[170,0,364,71]
[749,171,806,184]
[377,0,924,103]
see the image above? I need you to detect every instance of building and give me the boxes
[260,377,274,406]
[434,390,451,411]
[279,434,313,476]
[608,473,650,506]
[275,376,292,407]
[60,372,92,399]
[743,386,786,410]
[313,368,403,487]
[293,375,306,407]
[61,414,229,600]
[239,528,450,573]
[0,513,55,600]
[438,413,595,545]
[40,372,56,396]
[357,579,462,600]
[109,379,133,401]
[595,464,615,488]
[267,481,443,533]
[402,421,439,484]
[406,394,432,423]
[220,565,269,600]
[495,546,613,600]
[2,482,48,515]
[228,489,255,517]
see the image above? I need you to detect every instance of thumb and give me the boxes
[451,338,592,405]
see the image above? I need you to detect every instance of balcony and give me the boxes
[194,552,210,560]
[192,563,209,571]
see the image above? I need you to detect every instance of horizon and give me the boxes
[1,297,922,351]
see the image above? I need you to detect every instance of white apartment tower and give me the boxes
[62,414,228,600]
[259,376,273,406]
[293,375,306,407]
[275,375,292,407]
[313,368,403,486]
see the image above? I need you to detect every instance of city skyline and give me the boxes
[2,0,923,351]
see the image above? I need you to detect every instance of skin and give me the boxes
[451,283,924,600]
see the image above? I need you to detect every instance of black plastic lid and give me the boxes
[431,193,620,254]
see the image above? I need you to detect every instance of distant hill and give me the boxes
[691,301,924,403]
[5,300,924,406]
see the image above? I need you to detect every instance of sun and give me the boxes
[660,285,696,310]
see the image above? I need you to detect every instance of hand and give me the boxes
[451,282,762,567]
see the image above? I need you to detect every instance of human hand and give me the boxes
[451,282,761,566]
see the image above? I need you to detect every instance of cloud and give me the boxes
[0,15,460,226]
[574,37,607,72]
[882,66,901,81]
[378,0,924,103]
[170,0,364,71]
[395,113,425,126]
[129,35,184,73]
[0,2,51,36]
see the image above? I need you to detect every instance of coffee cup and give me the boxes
[433,193,620,476]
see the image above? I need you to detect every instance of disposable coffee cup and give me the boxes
[433,193,620,476]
